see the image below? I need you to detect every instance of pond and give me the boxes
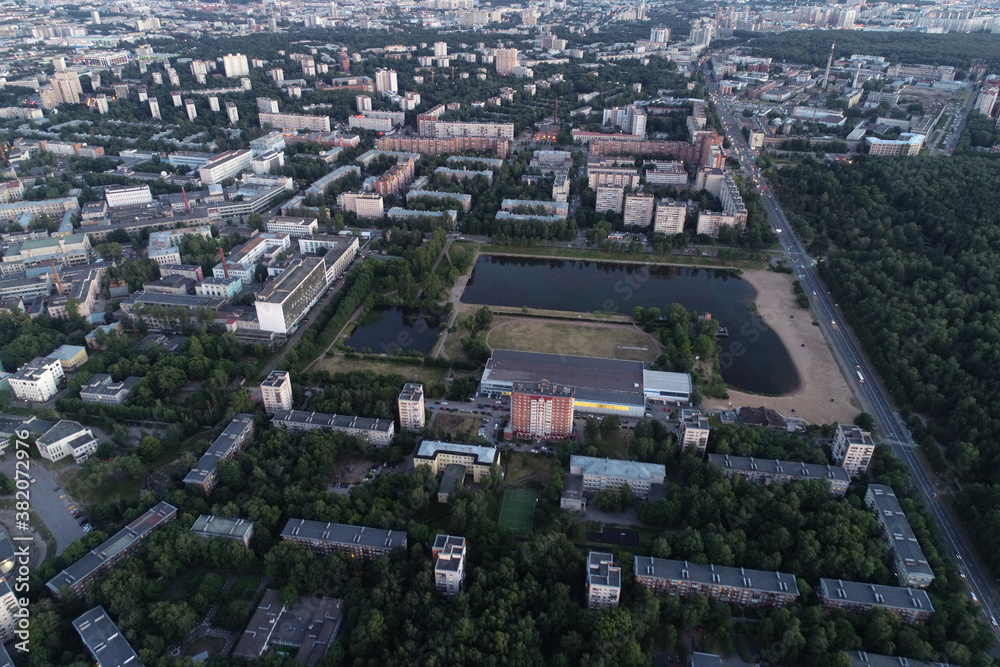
[461,255,800,395]
[346,307,442,356]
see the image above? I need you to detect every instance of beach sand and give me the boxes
[702,269,859,425]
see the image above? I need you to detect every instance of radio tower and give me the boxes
[822,41,836,91]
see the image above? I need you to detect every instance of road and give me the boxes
[0,456,85,556]
[711,88,1000,637]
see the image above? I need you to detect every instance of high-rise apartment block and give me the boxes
[623,193,655,227]
[511,379,575,440]
[587,552,621,609]
[257,97,280,114]
[432,534,466,598]
[398,383,425,431]
[650,27,670,43]
[261,370,293,414]
[679,409,710,456]
[595,185,625,214]
[356,95,373,112]
[434,42,449,57]
[496,48,519,75]
[223,53,250,78]
[832,423,875,477]
[185,99,197,121]
[149,97,161,119]
[653,199,686,235]
[375,68,398,93]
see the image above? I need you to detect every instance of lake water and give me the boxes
[346,307,442,356]
[461,255,801,395]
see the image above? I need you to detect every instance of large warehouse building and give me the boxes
[480,350,690,418]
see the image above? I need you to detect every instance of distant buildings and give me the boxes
[47,501,178,597]
[707,453,851,497]
[432,534,466,598]
[832,424,875,477]
[73,607,141,667]
[281,519,407,559]
[587,552,622,609]
[865,485,935,588]
[260,112,331,132]
[865,134,925,157]
[635,556,799,608]
[569,455,666,500]
[198,150,253,185]
[818,578,934,623]
[511,379,575,440]
[266,216,319,237]
[183,414,256,494]
[496,48,519,75]
[260,370,293,414]
[223,53,250,78]
[397,383,425,431]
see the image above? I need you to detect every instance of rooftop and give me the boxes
[398,382,423,401]
[191,515,254,541]
[846,651,953,667]
[866,485,934,581]
[433,534,466,573]
[416,440,498,465]
[49,344,86,361]
[261,370,290,388]
[183,414,255,487]
[820,578,934,614]
[256,257,326,304]
[571,455,665,483]
[588,551,621,589]
[643,370,693,396]
[635,556,800,597]
[281,518,407,550]
[233,589,283,659]
[708,454,850,485]
[72,606,142,667]
[38,420,90,446]
[272,410,394,434]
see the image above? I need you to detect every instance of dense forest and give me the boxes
[768,154,1000,578]
[740,29,1000,72]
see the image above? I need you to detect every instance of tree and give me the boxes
[854,412,875,432]
[474,305,494,331]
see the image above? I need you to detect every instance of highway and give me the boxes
[710,88,1000,638]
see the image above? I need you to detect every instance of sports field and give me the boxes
[485,318,660,363]
[498,488,537,534]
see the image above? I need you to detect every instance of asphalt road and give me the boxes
[712,89,1000,637]
[0,456,85,556]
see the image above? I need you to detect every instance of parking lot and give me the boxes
[0,457,85,555]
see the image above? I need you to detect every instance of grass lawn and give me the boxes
[431,413,482,440]
[480,245,768,270]
[486,318,659,363]
[504,451,557,489]
[317,355,452,385]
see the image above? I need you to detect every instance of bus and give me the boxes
[857,370,865,383]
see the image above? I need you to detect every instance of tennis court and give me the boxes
[498,488,537,534]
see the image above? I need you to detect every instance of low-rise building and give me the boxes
[833,423,875,477]
[432,534,466,598]
[79,374,139,405]
[36,420,98,462]
[398,383,425,431]
[280,519,407,559]
[183,414,256,494]
[414,441,498,482]
[866,134,924,157]
[587,552,622,609]
[865,485,935,588]
[707,453,850,497]
[818,578,934,623]
[266,216,319,237]
[73,607,141,667]
[48,344,88,371]
[679,409,710,456]
[105,185,153,208]
[406,190,473,212]
[47,502,178,597]
[271,410,395,447]
[195,276,243,299]
[191,515,255,548]
[569,455,666,499]
[635,556,799,608]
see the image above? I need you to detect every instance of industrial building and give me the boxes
[634,556,800,608]
[280,519,407,559]
[865,485,935,588]
[707,454,851,497]
[183,414,256,493]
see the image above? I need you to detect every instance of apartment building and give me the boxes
[375,157,415,196]
[35,420,97,463]
[183,414,256,494]
[191,515,255,548]
[654,199,687,235]
[266,216,319,237]
[377,135,510,158]
[644,160,687,185]
[586,157,640,189]
[0,575,21,643]
[148,226,213,265]
[105,185,152,208]
[432,122,515,139]
[570,455,666,499]
[501,199,568,217]
[305,166,361,198]
[73,607,141,667]
[195,276,242,299]
[337,192,384,219]
[496,48,519,75]
[414,441,498,482]
[375,68,398,93]
[407,190,473,212]
[832,423,876,477]
[595,186,625,214]
[261,370,293,414]
[271,410,395,447]
[79,374,139,405]
[434,167,494,184]
[866,134,925,157]
[696,212,740,238]
[865,485,935,588]
[223,53,250,78]
[198,150,253,185]
[587,552,622,609]
[512,379,575,440]
[255,257,329,334]
[623,193,655,227]
[398,383,425,431]
[47,502,178,597]
[719,173,748,227]
[432,534,466,599]
[634,556,800,608]
[8,356,64,402]
[281,519,407,560]
[679,409,710,456]
[819,578,934,624]
[707,453,851,497]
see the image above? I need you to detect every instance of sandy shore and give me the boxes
[702,269,859,425]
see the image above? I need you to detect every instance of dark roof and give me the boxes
[738,406,787,428]
[484,349,644,406]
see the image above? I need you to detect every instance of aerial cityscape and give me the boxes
[0,0,999,664]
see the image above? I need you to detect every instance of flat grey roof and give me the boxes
[838,423,876,447]
[416,440,497,465]
[643,369,693,396]
[72,606,143,667]
[257,256,326,304]
[191,515,254,540]
[847,651,953,667]
[233,589,283,659]
[819,578,934,613]
[708,454,850,484]
[483,349,645,406]
[571,455,665,483]
[439,463,466,496]
[634,556,800,597]
[38,420,90,446]
[398,382,423,401]
[588,552,620,589]
[0,640,12,667]
[183,414,255,486]
[122,291,226,309]
[433,534,465,573]
[281,519,407,550]
[866,485,934,580]
[261,370,289,388]
[272,410,393,434]
[80,374,139,398]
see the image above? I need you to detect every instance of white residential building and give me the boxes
[432,534,466,599]
[36,420,98,462]
[679,409,710,456]
[8,357,64,402]
[223,53,250,78]
[587,552,621,609]
[833,423,875,477]
[261,370,293,414]
[398,383,425,431]
[653,199,686,235]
